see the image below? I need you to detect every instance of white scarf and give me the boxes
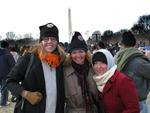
[93,65,117,92]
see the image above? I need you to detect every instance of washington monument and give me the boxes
[68,8,72,42]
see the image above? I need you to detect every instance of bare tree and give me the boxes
[6,31,15,40]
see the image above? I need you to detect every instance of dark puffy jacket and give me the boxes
[0,48,15,79]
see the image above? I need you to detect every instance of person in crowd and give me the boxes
[97,41,106,50]
[63,31,105,113]
[0,40,15,107]
[145,50,150,58]
[115,31,150,113]
[92,49,140,113]
[111,42,120,56]
[64,42,69,53]
[19,45,31,56]
[10,46,20,62]
[92,45,98,54]
[7,23,66,113]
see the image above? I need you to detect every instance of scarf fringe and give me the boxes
[38,46,61,68]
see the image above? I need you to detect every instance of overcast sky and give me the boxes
[0,0,150,42]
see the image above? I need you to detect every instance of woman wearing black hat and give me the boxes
[92,49,140,113]
[64,31,105,113]
[6,23,66,113]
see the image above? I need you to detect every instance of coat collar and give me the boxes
[103,70,119,93]
[65,65,75,77]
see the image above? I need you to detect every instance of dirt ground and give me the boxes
[0,95,15,113]
[0,94,150,113]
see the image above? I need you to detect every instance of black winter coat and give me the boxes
[7,53,65,113]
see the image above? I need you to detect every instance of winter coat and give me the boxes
[0,48,15,79]
[101,70,140,113]
[7,46,66,113]
[121,56,150,101]
[64,59,105,113]
[115,47,150,101]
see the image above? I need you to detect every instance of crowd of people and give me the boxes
[0,22,150,113]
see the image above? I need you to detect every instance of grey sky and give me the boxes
[0,0,150,42]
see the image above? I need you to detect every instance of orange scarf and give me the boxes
[38,49,61,68]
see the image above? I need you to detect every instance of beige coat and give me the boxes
[64,64,101,113]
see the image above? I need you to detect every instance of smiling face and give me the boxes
[70,49,86,65]
[93,61,108,76]
[41,36,58,53]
